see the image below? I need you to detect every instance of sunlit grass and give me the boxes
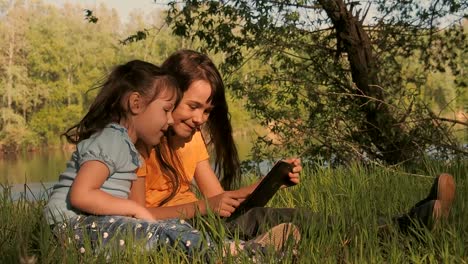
[1,161,466,263]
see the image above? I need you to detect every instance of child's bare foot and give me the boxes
[250,223,301,251]
[223,223,301,257]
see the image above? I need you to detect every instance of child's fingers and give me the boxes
[287,177,300,185]
[284,157,301,166]
[219,209,233,217]
[292,165,302,173]
[288,174,300,184]
[214,193,241,213]
[218,203,236,216]
[288,167,301,185]
[228,190,249,199]
[225,197,241,208]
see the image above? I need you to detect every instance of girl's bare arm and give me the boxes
[142,189,247,219]
[70,161,152,220]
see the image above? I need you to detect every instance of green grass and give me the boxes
[1,161,467,263]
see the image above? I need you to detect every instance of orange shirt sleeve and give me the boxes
[137,131,210,207]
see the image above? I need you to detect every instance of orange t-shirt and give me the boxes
[136,131,209,207]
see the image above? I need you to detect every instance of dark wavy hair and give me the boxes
[162,49,241,190]
[63,60,180,144]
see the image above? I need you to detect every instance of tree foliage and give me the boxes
[164,0,467,164]
[0,0,465,161]
[0,1,185,151]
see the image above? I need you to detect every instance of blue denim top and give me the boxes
[44,123,141,224]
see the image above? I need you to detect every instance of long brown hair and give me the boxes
[63,60,180,144]
[154,136,186,206]
[162,50,241,190]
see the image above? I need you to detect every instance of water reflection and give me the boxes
[0,149,72,201]
[5,182,56,201]
[0,135,255,200]
[0,149,71,185]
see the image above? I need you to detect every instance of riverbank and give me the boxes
[1,162,466,263]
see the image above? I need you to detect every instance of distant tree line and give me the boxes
[0,1,182,151]
[0,1,252,152]
[0,0,466,166]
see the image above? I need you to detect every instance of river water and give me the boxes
[0,136,255,200]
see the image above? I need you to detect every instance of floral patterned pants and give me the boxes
[53,215,213,257]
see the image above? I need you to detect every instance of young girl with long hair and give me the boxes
[44,60,212,256]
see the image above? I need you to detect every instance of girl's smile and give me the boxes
[172,80,214,140]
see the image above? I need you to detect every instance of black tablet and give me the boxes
[225,160,293,222]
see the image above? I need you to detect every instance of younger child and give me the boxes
[44,60,211,256]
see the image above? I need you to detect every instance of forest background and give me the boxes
[0,1,263,152]
[0,0,466,166]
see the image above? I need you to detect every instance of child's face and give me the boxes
[134,88,176,146]
[171,80,214,140]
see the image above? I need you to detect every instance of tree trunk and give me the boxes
[318,0,414,163]
[7,28,15,112]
